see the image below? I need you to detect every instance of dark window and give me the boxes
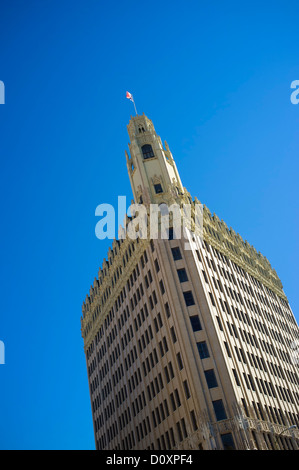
[170,327,177,343]
[168,362,174,379]
[181,418,188,439]
[190,410,198,431]
[176,422,183,442]
[204,369,218,389]
[212,399,227,421]
[197,341,210,359]
[142,144,154,160]
[183,291,195,306]
[154,259,160,272]
[174,389,181,407]
[177,352,183,370]
[164,366,170,383]
[159,280,165,295]
[209,292,216,306]
[224,341,231,358]
[171,247,182,261]
[221,433,235,450]
[177,268,188,283]
[216,316,223,331]
[165,302,171,318]
[190,315,202,331]
[183,380,190,399]
[170,393,176,411]
[154,183,163,194]
[232,369,240,386]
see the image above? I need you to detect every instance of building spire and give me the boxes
[126,114,184,206]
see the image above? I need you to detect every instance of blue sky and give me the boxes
[0,0,298,450]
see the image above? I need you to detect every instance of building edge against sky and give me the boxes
[81,114,299,450]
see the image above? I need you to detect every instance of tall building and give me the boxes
[81,114,299,450]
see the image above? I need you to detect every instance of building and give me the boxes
[81,114,299,450]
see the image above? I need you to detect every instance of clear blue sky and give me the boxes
[0,0,298,450]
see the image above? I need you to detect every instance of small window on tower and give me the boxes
[154,183,163,194]
[142,144,155,160]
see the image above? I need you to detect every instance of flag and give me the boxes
[126,91,138,115]
[126,91,134,102]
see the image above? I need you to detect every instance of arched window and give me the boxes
[141,144,154,160]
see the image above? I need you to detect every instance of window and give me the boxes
[183,380,190,399]
[209,292,216,307]
[171,247,182,261]
[170,393,176,411]
[197,341,210,359]
[216,316,223,331]
[177,352,183,370]
[168,361,174,379]
[177,268,188,283]
[164,365,170,383]
[224,341,231,358]
[181,418,188,439]
[190,410,198,431]
[212,399,227,421]
[221,433,235,450]
[142,144,154,160]
[154,183,163,194]
[232,369,240,386]
[165,302,171,318]
[170,326,177,343]
[176,422,183,442]
[174,389,181,407]
[183,291,195,306]
[190,315,202,332]
[154,259,160,273]
[204,369,218,388]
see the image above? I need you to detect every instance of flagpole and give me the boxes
[126,91,138,115]
[132,95,138,115]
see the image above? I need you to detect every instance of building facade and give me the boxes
[81,114,299,450]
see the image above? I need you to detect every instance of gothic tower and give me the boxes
[125,114,184,206]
